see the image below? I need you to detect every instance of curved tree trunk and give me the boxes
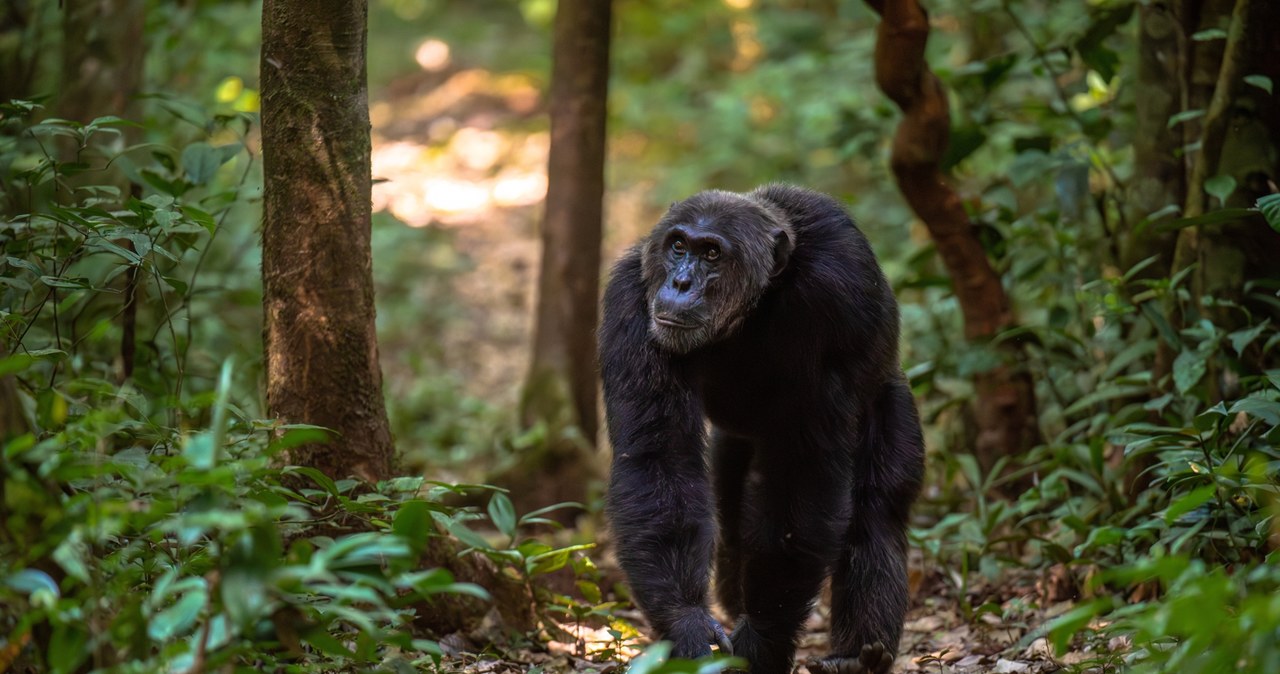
[864,0,1040,471]
[261,0,393,482]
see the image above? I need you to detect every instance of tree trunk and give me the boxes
[1163,0,1280,395]
[0,1,49,104]
[864,0,1040,472]
[500,0,612,515]
[1121,1,1186,272]
[260,0,393,482]
[522,0,612,446]
[57,0,146,124]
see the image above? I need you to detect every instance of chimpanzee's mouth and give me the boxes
[654,315,696,329]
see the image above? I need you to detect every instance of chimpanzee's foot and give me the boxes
[668,610,734,659]
[807,642,894,674]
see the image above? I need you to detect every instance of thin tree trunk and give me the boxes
[57,0,145,124]
[1121,1,1186,272]
[864,0,1039,470]
[57,0,146,384]
[261,0,393,482]
[522,0,612,444]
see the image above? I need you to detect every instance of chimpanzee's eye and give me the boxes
[705,247,721,261]
[671,239,687,255]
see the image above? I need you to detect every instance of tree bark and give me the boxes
[522,0,612,446]
[864,0,1039,470]
[1121,1,1186,272]
[261,0,393,482]
[57,0,146,125]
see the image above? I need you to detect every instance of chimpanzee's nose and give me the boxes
[671,272,692,293]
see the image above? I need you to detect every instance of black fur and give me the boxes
[600,185,925,674]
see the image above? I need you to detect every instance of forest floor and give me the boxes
[370,62,1100,674]
[426,558,1093,673]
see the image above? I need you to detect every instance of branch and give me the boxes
[864,0,1011,340]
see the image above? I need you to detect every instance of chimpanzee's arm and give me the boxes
[599,251,729,658]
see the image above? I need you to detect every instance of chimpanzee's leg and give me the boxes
[730,435,853,674]
[815,379,924,674]
[711,431,755,620]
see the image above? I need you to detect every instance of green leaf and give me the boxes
[1167,109,1205,128]
[1074,3,1134,81]
[181,142,220,185]
[1244,74,1274,94]
[518,501,584,527]
[1192,28,1227,41]
[303,630,356,658]
[1228,320,1270,356]
[147,587,206,641]
[284,465,339,496]
[1204,175,1236,205]
[184,432,217,470]
[1257,194,1280,232]
[444,519,493,551]
[1228,396,1280,426]
[1173,350,1206,394]
[393,500,432,555]
[0,349,65,376]
[4,569,59,599]
[1154,207,1257,232]
[628,642,673,674]
[487,492,518,539]
[48,624,88,674]
[1165,485,1216,524]
[1045,598,1112,655]
[525,543,594,576]
[577,579,602,604]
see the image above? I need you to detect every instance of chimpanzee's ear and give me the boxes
[770,228,794,278]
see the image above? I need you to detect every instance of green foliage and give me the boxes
[1,101,262,416]
[622,642,744,674]
[0,360,490,671]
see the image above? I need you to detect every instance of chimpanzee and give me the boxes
[600,184,924,674]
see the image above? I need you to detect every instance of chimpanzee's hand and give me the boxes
[667,610,733,659]
[807,642,894,674]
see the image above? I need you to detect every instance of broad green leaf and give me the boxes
[525,543,594,576]
[393,500,433,555]
[1045,598,1112,654]
[4,569,59,598]
[1257,194,1280,231]
[577,579,602,604]
[445,519,493,551]
[1244,74,1274,94]
[48,624,88,674]
[0,349,65,376]
[284,465,340,496]
[1173,350,1206,394]
[184,432,216,470]
[487,492,518,539]
[1165,485,1216,524]
[1228,396,1280,426]
[628,642,673,674]
[147,587,206,641]
[1204,175,1236,205]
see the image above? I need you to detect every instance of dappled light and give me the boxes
[415,37,452,72]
